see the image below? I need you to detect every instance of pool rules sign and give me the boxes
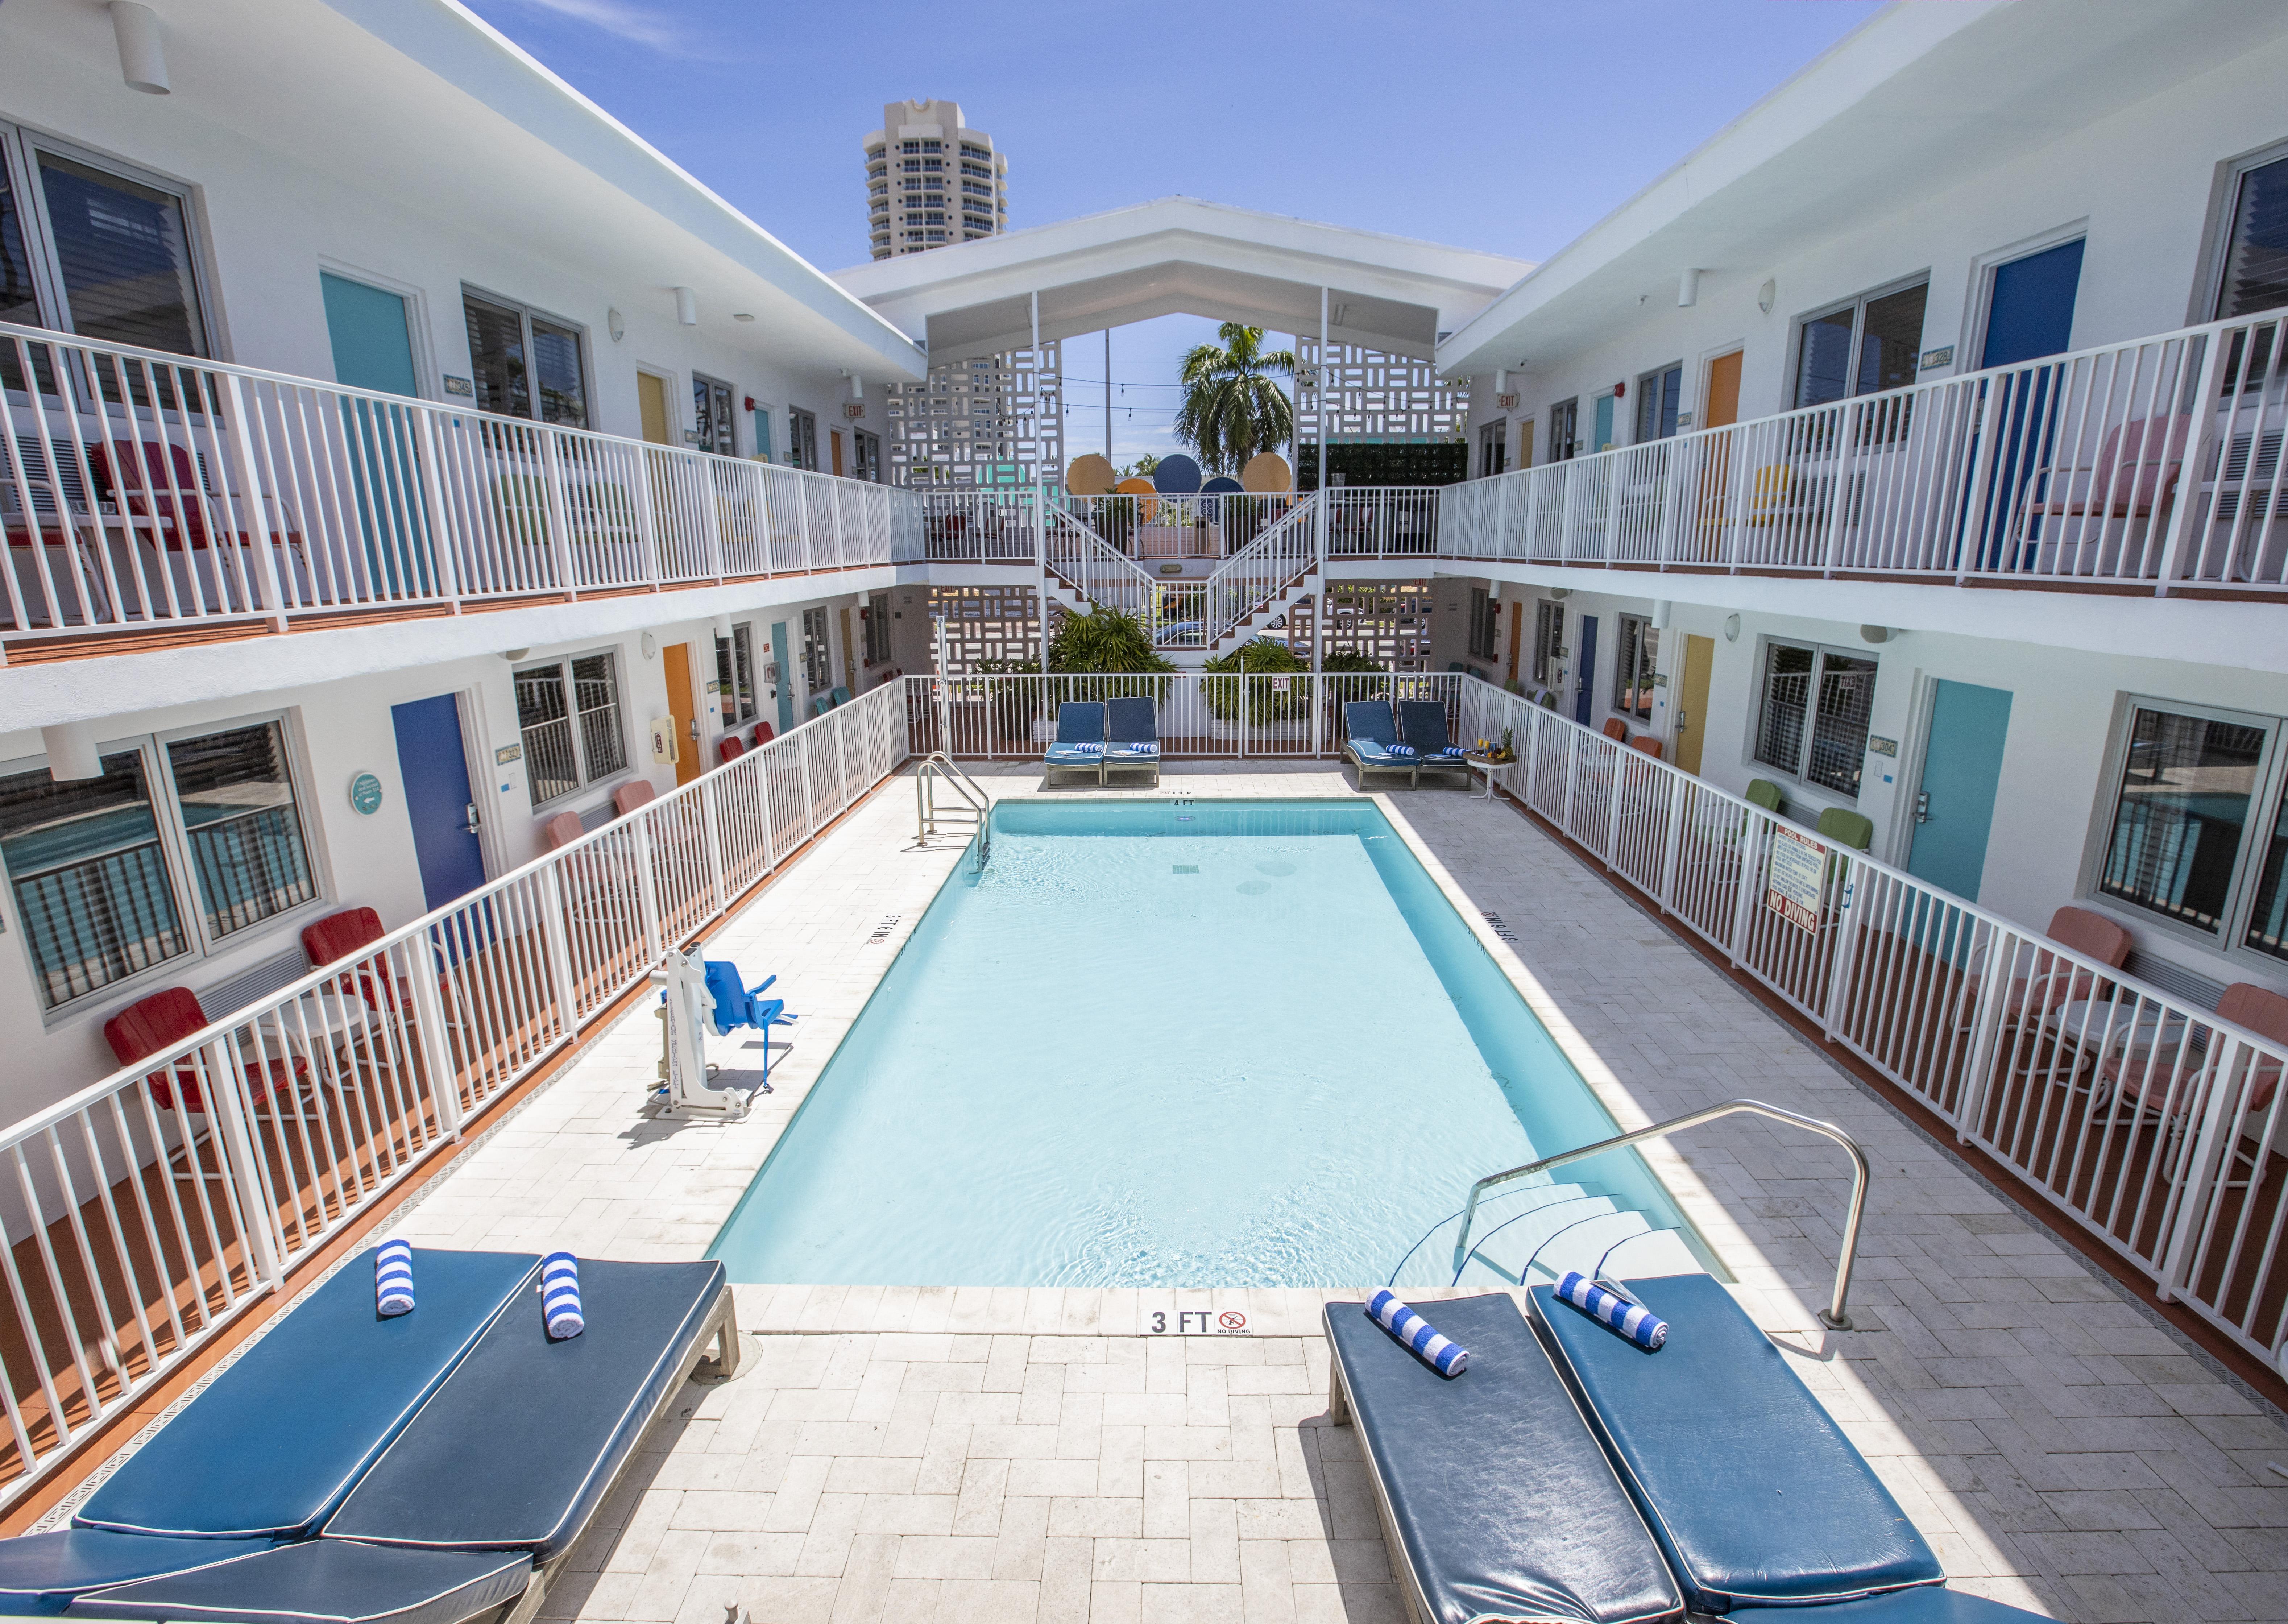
[1765,826,1827,932]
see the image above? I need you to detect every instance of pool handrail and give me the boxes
[1453,1098,1870,1330]
[916,752,991,867]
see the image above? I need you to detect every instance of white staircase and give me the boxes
[1043,494,1324,665]
[1384,1177,1702,1292]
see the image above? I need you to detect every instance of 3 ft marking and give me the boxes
[863,914,902,947]
[1149,1309,1251,1335]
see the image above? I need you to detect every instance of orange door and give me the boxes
[1695,350,1745,558]
[830,430,845,478]
[663,642,701,786]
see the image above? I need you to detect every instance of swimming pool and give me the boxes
[707,798,1708,1288]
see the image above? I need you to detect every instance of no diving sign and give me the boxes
[1765,825,1827,933]
[1148,1309,1252,1335]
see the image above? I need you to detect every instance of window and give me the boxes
[862,593,892,666]
[0,125,212,358]
[1477,418,1507,478]
[693,372,735,457]
[1753,641,1877,798]
[515,651,626,807]
[2213,146,2288,319]
[1533,601,1564,687]
[462,290,588,427]
[716,624,756,727]
[1467,589,1498,662]
[1794,281,1927,410]
[1634,365,1682,442]
[853,429,882,483]
[1548,398,1579,462]
[1613,614,1658,723]
[0,716,320,1014]
[787,406,819,472]
[2094,702,2279,950]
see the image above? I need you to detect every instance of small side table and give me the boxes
[1462,753,1513,799]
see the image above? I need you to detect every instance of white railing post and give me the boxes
[218,372,291,631]
[1820,856,1865,1042]
[630,446,664,587]
[538,431,579,599]
[411,407,463,613]
[2152,327,2229,595]
[1954,381,2007,583]
[700,456,728,584]
[632,819,663,962]
[699,777,728,915]
[535,865,581,1051]
[405,937,465,1139]
[1952,925,2014,1144]
[1820,402,1860,577]
[201,1040,283,1289]
[1657,774,1685,914]
[1728,812,1765,968]
[2156,1036,2247,1302]
[1656,440,1683,568]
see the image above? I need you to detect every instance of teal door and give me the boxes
[321,273,431,594]
[1592,393,1615,453]
[771,621,794,734]
[1906,680,2013,901]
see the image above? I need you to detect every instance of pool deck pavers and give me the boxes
[379,761,2288,1624]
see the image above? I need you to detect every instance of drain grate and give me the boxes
[1482,911,1520,942]
[1173,865,1199,874]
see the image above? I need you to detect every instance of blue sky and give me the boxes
[464,0,1883,464]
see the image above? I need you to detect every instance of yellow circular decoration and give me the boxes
[1066,453,1115,496]
[1240,452,1293,493]
[1115,475,1158,523]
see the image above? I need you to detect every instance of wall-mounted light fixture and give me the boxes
[607,308,624,343]
[110,3,169,95]
[1757,279,1777,317]
[1677,268,1700,308]
[40,721,103,782]
[673,287,697,326]
[1651,599,1673,630]
[1723,613,1742,642]
[733,312,755,323]
[1859,625,1895,645]
[501,647,530,663]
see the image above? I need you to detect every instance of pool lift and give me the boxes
[651,944,796,1120]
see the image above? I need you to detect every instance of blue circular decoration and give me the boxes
[1201,476,1244,494]
[1152,454,1202,495]
[348,771,384,816]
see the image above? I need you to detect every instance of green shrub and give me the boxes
[1048,609,1174,675]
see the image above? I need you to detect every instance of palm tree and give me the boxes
[1174,324,1297,476]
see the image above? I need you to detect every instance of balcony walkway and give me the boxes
[79,761,2287,1624]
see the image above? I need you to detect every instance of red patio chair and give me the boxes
[752,722,774,745]
[302,905,410,1014]
[541,810,586,850]
[1601,717,1629,742]
[2033,416,2193,521]
[84,439,303,554]
[612,779,657,817]
[2001,905,2132,1026]
[103,986,306,1113]
[717,734,745,765]
[2099,982,2288,1179]
[1629,735,1663,759]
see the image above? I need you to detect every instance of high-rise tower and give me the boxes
[864,99,1008,260]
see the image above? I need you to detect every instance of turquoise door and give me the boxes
[1592,393,1615,453]
[1906,680,2013,901]
[321,273,431,594]
[771,621,794,734]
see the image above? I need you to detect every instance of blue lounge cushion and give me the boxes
[1105,696,1157,747]
[1531,1272,1944,1613]
[0,1532,276,1615]
[326,1260,725,1562]
[1052,701,1105,746]
[1342,701,1397,748]
[1325,1295,1681,1624]
[76,1249,539,1540]
[65,1540,530,1624]
[1731,1588,2061,1623]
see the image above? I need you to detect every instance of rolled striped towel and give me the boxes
[542,1251,584,1340]
[1554,1271,1667,1351]
[1124,742,1158,755]
[1076,742,1104,754]
[1364,1289,1469,1375]
[375,1239,414,1318]
[1440,746,1469,758]
[1385,743,1417,758]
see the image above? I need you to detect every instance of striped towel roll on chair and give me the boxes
[541,1252,584,1340]
[1365,1289,1470,1375]
[1386,743,1417,758]
[1554,1271,1668,1351]
[374,1239,414,1317]
[1124,742,1158,755]
[1439,746,1469,758]
[1077,742,1104,754]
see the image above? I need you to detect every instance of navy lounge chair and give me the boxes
[1397,700,1473,786]
[1103,695,1160,786]
[1342,700,1418,788]
[1043,700,1106,786]
[0,1250,739,1624]
[1324,1294,1684,1624]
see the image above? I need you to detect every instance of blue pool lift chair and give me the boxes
[1397,700,1474,787]
[1044,700,1107,787]
[1341,700,1418,789]
[1103,695,1161,787]
[703,960,796,1090]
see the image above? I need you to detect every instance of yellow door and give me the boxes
[1693,351,1744,559]
[637,373,671,446]
[1674,633,1714,775]
[1704,351,1742,429]
[664,642,701,786]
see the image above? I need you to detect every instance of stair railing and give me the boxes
[1454,1098,1870,1329]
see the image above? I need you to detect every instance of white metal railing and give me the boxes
[0,682,908,1505]
[1447,680,2288,1369]
[914,489,1037,562]
[1042,502,1152,620]
[1439,309,2288,593]
[1324,485,1444,558]
[1206,497,1318,647]
[1060,492,1300,561]
[0,322,918,639]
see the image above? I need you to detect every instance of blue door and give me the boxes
[1906,680,2013,902]
[1591,394,1615,453]
[391,695,485,911]
[1573,615,1599,727]
[771,621,794,735]
[1973,239,2085,569]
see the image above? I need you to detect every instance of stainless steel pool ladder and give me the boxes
[1453,1098,1871,1330]
[916,753,991,868]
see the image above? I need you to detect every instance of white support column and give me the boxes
[1033,291,1050,668]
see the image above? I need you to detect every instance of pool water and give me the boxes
[707,799,1701,1287]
